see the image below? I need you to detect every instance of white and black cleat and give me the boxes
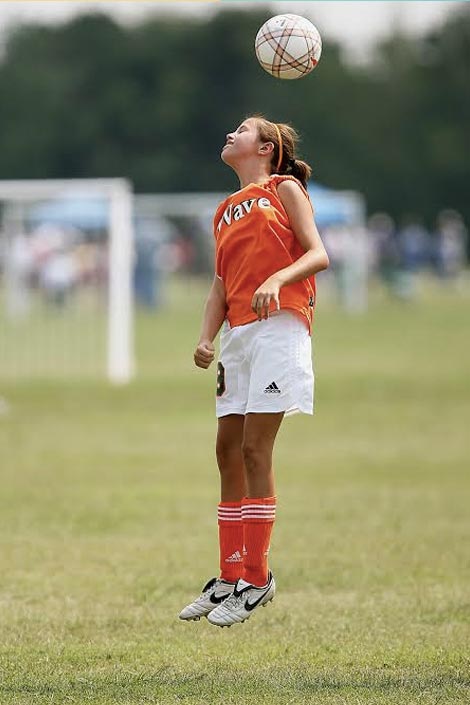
[179,577,236,621]
[207,572,276,627]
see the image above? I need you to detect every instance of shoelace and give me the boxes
[195,587,214,603]
[221,591,246,609]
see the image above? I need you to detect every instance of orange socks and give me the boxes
[217,502,243,582]
[241,496,276,587]
[218,497,277,586]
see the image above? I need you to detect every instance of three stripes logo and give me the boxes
[225,550,242,563]
[264,381,281,394]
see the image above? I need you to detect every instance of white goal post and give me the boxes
[0,178,134,384]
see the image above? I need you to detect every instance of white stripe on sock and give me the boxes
[242,508,276,516]
[218,508,242,513]
[242,507,276,511]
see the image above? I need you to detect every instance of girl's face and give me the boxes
[221,119,264,166]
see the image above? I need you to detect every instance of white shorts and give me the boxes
[216,310,314,418]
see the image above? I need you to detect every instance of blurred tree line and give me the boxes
[0,6,468,228]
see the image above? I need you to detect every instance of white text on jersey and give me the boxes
[217,197,271,232]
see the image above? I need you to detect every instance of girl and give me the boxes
[179,115,329,627]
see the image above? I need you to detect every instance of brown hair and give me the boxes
[250,114,312,188]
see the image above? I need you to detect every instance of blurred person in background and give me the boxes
[322,222,370,313]
[133,215,185,309]
[368,213,401,297]
[133,218,163,310]
[40,244,77,308]
[5,233,33,319]
[433,210,468,286]
[396,215,430,300]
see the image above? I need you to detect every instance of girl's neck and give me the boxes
[236,164,272,190]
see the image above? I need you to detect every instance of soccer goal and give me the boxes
[0,179,134,383]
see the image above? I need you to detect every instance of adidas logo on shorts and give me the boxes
[264,382,281,394]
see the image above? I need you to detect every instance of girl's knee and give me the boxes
[241,440,269,474]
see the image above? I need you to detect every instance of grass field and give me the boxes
[0,276,469,704]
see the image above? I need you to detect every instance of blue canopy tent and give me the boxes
[307,182,365,229]
[28,196,110,232]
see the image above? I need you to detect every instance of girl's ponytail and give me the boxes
[287,158,312,189]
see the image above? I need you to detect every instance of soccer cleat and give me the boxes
[178,577,236,621]
[207,572,275,627]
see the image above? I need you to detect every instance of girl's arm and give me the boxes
[194,274,227,369]
[251,179,329,319]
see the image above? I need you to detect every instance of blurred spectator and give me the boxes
[322,223,370,312]
[133,221,160,309]
[398,216,430,270]
[74,241,103,287]
[40,247,77,307]
[368,213,401,297]
[133,216,177,309]
[396,215,430,299]
[433,210,467,284]
[5,234,34,318]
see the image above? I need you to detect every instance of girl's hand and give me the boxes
[194,340,215,369]
[251,275,281,320]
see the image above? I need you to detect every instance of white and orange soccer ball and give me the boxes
[255,14,322,80]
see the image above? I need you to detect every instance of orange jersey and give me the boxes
[214,174,316,331]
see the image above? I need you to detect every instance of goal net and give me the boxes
[0,179,134,383]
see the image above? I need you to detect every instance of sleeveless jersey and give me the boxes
[214,174,316,332]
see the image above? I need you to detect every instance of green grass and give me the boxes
[0,293,106,378]
[0,276,469,704]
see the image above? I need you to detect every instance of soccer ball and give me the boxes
[255,14,322,80]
